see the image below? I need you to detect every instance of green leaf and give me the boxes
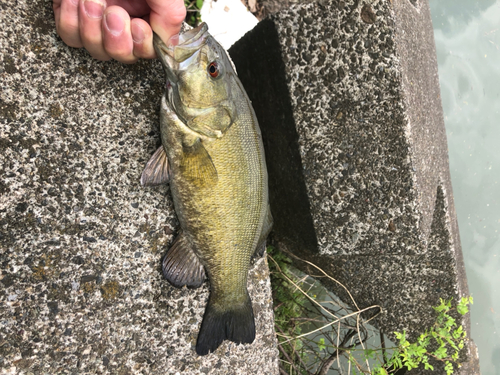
[453,325,463,339]
[396,357,403,368]
[438,327,450,338]
[457,296,473,315]
[364,348,375,359]
[424,362,434,370]
[196,0,204,9]
[445,361,454,375]
[317,338,326,351]
[416,346,427,356]
[445,316,456,328]
[457,303,468,315]
[447,340,458,351]
[434,346,448,359]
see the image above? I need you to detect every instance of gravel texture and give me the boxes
[0,0,278,373]
[229,0,480,373]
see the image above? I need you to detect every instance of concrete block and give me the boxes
[0,0,278,373]
[229,0,479,372]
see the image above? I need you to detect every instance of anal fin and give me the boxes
[162,231,206,288]
[141,146,170,186]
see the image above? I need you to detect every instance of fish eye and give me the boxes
[207,62,219,78]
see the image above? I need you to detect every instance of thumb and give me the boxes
[147,0,186,44]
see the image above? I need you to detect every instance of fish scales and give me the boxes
[141,22,272,356]
[170,100,265,299]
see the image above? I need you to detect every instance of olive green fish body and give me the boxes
[141,23,271,355]
[164,92,267,299]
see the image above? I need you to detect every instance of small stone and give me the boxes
[72,256,84,265]
[388,221,396,232]
[101,280,120,300]
[1,274,15,287]
[361,4,377,24]
[71,281,80,291]
[81,275,97,283]
[47,301,59,315]
[15,202,28,212]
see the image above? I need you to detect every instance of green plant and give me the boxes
[267,246,310,374]
[184,0,204,26]
[373,296,473,375]
[267,247,473,375]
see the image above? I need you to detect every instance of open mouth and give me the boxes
[153,23,210,85]
[178,23,209,46]
[154,23,209,63]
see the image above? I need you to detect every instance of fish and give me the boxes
[141,23,273,356]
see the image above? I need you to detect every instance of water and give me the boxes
[429,0,500,373]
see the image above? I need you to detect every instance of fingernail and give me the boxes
[104,12,124,36]
[168,34,179,47]
[131,22,145,43]
[83,0,105,19]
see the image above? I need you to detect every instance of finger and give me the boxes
[53,0,62,25]
[102,6,137,63]
[79,0,111,61]
[55,0,83,48]
[147,0,186,45]
[131,18,156,59]
[107,0,150,17]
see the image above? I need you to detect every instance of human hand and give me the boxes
[53,0,186,63]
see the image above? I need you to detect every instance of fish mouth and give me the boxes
[178,22,209,47]
[153,23,209,84]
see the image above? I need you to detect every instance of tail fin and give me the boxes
[196,293,255,355]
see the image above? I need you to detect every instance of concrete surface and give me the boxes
[0,0,278,374]
[229,0,480,373]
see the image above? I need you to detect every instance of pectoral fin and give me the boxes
[162,231,206,288]
[141,146,170,186]
[180,138,218,186]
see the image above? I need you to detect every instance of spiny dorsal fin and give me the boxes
[162,231,206,288]
[141,146,170,186]
[180,139,218,187]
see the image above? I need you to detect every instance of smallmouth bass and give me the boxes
[141,23,273,356]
